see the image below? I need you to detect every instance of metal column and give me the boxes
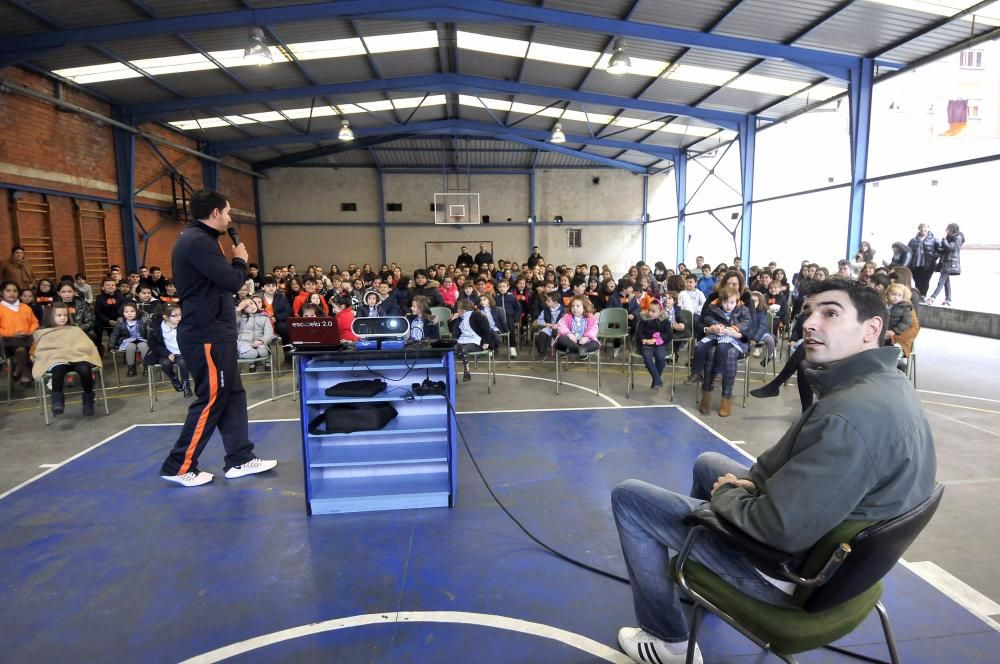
[641,175,649,263]
[252,175,265,270]
[377,169,387,265]
[112,108,139,272]
[201,144,219,191]
[738,115,757,265]
[847,58,874,259]
[528,170,536,252]
[674,154,687,266]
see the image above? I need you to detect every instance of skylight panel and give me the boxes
[130,53,215,76]
[660,124,718,137]
[281,107,339,119]
[168,118,231,130]
[526,42,600,68]
[362,30,438,54]
[288,38,367,61]
[612,117,666,131]
[729,73,809,97]
[222,115,256,125]
[358,100,396,112]
[243,111,286,123]
[335,104,366,115]
[53,62,140,84]
[595,53,669,78]
[664,64,736,87]
[210,48,287,68]
[456,31,529,58]
[392,95,447,109]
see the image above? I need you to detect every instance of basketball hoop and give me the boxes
[450,215,463,224]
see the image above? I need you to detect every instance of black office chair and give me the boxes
[671,483,945,664]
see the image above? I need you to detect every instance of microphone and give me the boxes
[226,226,240,246]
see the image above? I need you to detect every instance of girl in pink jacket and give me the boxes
[555,295,600,358]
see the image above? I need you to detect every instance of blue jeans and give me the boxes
[641,344,668,386]
[611,452,798,642]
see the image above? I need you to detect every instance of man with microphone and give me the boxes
[159,190,277,487]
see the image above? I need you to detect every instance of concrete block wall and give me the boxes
[0,66,257,281]
[259,167,647,272]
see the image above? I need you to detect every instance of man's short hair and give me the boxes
[11,245,24,254]
[262,275,277,286]
[189,190,229,221]
[248,262,259,270]
[804,279,887,345]
[837,259,851,268]
[149,265,160,272]
[870,273,891,290]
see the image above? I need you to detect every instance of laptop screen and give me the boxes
[287,316,342,348]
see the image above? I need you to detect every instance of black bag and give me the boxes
[309,402,398,435]
[324,379,386,397]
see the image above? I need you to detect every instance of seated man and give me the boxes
[611,279,936,664]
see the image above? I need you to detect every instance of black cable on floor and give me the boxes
[447,399,890,664]
[446,399,630,585]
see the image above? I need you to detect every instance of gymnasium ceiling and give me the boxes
[2,0,998,173]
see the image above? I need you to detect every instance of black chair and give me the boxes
[671,483,945,664]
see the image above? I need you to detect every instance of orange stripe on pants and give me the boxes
[178,343,218,475]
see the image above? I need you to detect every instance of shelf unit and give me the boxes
[296,350,457,515]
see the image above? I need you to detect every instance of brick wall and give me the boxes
[0,66,257,282]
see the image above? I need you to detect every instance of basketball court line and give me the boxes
[178,611,634,664]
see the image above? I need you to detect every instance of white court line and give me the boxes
[671,406,757,463]
[458,404,677,415]
[917,389,1000,405]
[0,425,139,501]
[179,611,633,664]
[246,391,295,411]
[926,409,1000,438]
[467,372,622,408]
[38,464,58,468]
[901,561,1000,633]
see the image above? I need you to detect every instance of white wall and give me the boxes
[258,167,648,271]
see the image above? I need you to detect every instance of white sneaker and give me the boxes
[225,457,278,479]
[161,471,214,487]
[752,347,761,357]
[613,347,621,359]
[509,347,518,358]
[618,627,702,664]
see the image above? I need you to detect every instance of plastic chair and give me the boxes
[494,307,513,367]
[627,317,688,400]
[554,341,601,395]
[463,347,496,394]
[431,307,453,339]
[37,365,110,425]
[689,340,752,407]
[237,337,279,399]
[672,484,944,664]
[596,307,629,362]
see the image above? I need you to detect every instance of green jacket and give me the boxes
[711,347,936,553]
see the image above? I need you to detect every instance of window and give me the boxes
[967,99,982,120]
[959,49,983,69]
[340,203,357,212]
[386,203,402,212]
[568,228,582,248]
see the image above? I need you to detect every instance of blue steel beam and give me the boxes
[255,134,416,169]
[0,0,864,79]
[113,109,140,272]
[496,135,648,173]
[846,58,873,260]
[675,155,687,265]
[737,116,756,264]
[218,119,680,161]
[129,73,745,129]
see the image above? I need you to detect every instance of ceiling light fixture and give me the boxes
[550,122,566,144]
[339,118,355,141]
[244,27,273,65]
[607,38,632,75]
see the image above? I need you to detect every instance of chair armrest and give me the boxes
[682,509,796,570]
[681,509,852,588]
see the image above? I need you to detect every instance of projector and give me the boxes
[352,316,410,340]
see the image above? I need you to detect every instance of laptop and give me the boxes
[286,316,344,350]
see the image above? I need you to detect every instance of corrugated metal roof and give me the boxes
[713,0,846,44]
[0,8,49,37]
[295,56,377,85]
[371,49,440,78]
[879,20,996,63]
[797,4,949,56]
[581,71,654,98]
[699,87,784,114]
[264,19,358,43]
[545,0,636,21]
[641,79,718,106]
[630,0,738,32]
[25,0,146,29]
[87,77,178,105]
[457,51,522,80]
[519,60,588,89]
[164,70,251,98]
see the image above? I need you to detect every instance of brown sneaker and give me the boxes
[698,391,712,414]
[719,396,733,417]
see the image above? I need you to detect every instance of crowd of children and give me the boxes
[1,243,923,418]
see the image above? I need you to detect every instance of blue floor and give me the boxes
[1,406,997,663]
